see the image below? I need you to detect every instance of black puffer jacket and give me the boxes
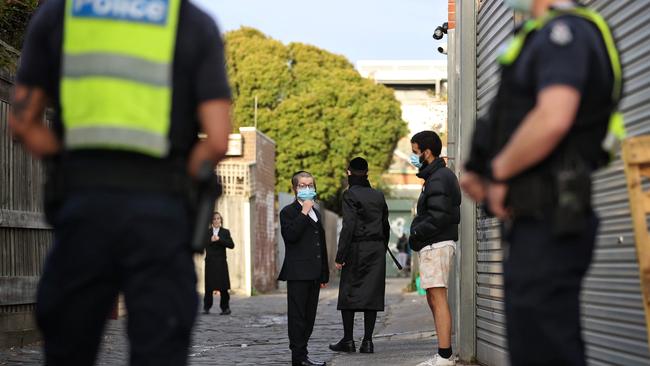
[409,158,461,252]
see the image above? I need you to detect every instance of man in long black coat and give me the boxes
[329,157,390,355]
[278,171,329,366]
[204,212,234,315]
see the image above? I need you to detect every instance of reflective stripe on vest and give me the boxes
[61,0,181,157]
[498,6,625,158]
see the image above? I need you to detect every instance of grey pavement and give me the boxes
[0,278,476,365]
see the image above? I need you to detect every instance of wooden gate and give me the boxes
[0,66,53,348]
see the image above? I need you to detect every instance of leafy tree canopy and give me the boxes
[224,27,407,209]
[0,0,39,70]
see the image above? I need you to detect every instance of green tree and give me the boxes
[224,27,407,210]
[0,0,39,70]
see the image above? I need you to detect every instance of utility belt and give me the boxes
[60,160,190,194]
[506,148,592,237]
[43,156,192,224]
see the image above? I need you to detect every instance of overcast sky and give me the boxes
[192,0,448,63]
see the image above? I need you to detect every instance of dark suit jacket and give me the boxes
[205,227,235,259]
[278,200,329,283]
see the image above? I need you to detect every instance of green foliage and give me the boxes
[225,27,408,210]
[0,0,39,70]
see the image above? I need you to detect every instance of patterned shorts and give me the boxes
[418,245,455,289]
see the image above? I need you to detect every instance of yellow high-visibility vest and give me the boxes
[61,0,181,157]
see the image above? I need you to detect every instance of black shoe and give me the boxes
[220,308,231,315]
[292,358,326,366]
[329,338,355,353]
[202,309,210,315]
[359,339,374,353]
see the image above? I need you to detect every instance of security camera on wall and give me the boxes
[437,44,448,55]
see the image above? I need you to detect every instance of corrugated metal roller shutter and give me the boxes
[473,0,650,365]
[475,1,513,365]
[581,1,650,365]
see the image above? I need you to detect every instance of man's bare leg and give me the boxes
[426,287,451,348]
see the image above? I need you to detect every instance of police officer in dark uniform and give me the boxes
[460,0,623,365]
[8,0,232,364]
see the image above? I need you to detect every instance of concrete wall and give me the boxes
[320,208,340,281]
[196,127,277,296]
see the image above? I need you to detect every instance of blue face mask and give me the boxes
[410,154,423,169]
[297,187,317,201]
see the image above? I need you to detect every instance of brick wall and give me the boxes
[448,0,456,29]
[240,128,277,293]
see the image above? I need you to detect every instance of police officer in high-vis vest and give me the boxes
[460,0,623,365]
[9,0,232,364]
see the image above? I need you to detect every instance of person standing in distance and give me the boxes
[8,0,232,364]
[410,131,461,366]
[461,1,623,365]
[329,157,390,354]
[203,212,235,315]
[278,171,330,366]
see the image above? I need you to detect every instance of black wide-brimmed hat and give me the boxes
[348,157,368,172]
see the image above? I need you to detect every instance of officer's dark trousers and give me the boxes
[503,213,597,366]
[36,190,198,366]
[203,289,230,312]
[287,280,321,361]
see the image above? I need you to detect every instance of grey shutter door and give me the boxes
[475,1,513,365]
[473,0,650,365]
[580,1,650,365]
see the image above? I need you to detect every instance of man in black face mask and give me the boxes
[409,131,461,366]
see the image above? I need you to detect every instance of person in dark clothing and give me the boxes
[410,131,461,366]
[396,233,409,271]
[203,212,234,315]
[461,1,621,364]
[8,0,232,365]
[329,157,390,355]
[278,171,329,366]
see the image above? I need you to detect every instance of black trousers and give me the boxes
[503,213,597,366]
[36,190,197,366]
[203,289,230,311]
[287,280,321,361]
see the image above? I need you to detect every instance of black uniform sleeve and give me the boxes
[16,0,61,93]
[335,191,358,264]
[195,19,231,102]
[464,114,495,177]
[534,18,591,94]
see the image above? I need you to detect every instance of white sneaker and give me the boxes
[416,354,456,366]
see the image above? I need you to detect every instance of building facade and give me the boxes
[357,60,448,199]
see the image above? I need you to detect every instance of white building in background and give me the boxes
[357,60,448,198]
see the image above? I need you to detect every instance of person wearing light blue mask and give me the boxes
[278,171,329,366]
[411,131,461,366]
